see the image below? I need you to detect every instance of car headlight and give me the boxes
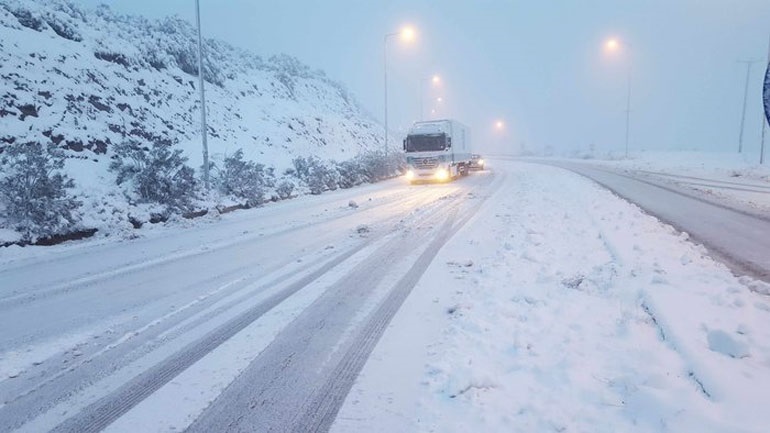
[478,159,485,166]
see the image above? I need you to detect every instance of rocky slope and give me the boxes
[0,0,387,240]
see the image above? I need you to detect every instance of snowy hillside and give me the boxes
[0,0,389,242]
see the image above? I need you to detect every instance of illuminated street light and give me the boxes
[436,97,443,103]
[401,26,416,42]
[604,36,632,159]
[384,25,417,161]
[495,120,505,130]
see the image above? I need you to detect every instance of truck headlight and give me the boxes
[405,169,415,180]
[435,167,449,181]
[478,159,485,166]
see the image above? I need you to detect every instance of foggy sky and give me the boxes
[78,0,770,160]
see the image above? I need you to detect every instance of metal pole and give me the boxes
[737,60,758,154]
[195,0,209,190]
[761,35,770,164]
[762,65,768,164]
[625,59,631,159]
[419,77,424,121]
[383,34,389,169]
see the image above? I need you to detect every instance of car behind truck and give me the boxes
[403,119,472,183]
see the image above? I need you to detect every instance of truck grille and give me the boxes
[413,157,439,169]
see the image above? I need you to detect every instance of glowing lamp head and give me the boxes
[431,75,441,85]
[495,120,504,130]
[401,26,416,42]
[605,38,620,52]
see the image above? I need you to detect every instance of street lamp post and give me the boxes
[383,26,414,165]
[605,38,632,159]
[195,0,209,190]
[737,59,760,154]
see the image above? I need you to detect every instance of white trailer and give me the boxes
[402,119,472,183]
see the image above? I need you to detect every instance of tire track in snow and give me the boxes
[571,173,719,401]
[185,172,501,432]
[27,181,473,433]
[44,243,371,433]
[0,187,453,401]
[0,187,440,309]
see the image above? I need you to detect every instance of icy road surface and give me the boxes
[2,161,770,432]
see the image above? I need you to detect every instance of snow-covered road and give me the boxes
[2,160,769,432]
[546,161,770,281]
[0,170,500,432]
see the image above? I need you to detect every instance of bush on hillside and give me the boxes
[335,159,365,189]
[0,142,81,242]
[275,180,295,200]
[214,149,272,206]
[109,140,197,211]
[292,156,339,195]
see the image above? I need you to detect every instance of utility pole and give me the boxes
[761,35,770,164]
[195,0,210,190]
[624,59,631,159]
[737,59,760,154]
[383,34,389,160]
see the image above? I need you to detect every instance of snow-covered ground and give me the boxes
[333,159,770,433]
[1,156,769,432]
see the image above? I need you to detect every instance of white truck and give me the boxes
[402,119,472,183]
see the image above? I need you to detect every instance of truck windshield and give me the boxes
[405,133,447,152]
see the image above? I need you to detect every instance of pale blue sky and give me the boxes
[78,0,770,158]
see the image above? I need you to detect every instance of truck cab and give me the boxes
[403,119,472,183]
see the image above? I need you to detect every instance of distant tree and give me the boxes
[0,142,81,241]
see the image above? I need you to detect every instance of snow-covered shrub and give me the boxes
[335,159,365,189]
[6,5,46,31]
[214,149,272,207]
[44,12,82,42]
[292,155,339,195]
[0,142,81,242]
[109,140,197,212]
[275,180,295,199]
[291,155,313,181]
[356,151,389,182]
